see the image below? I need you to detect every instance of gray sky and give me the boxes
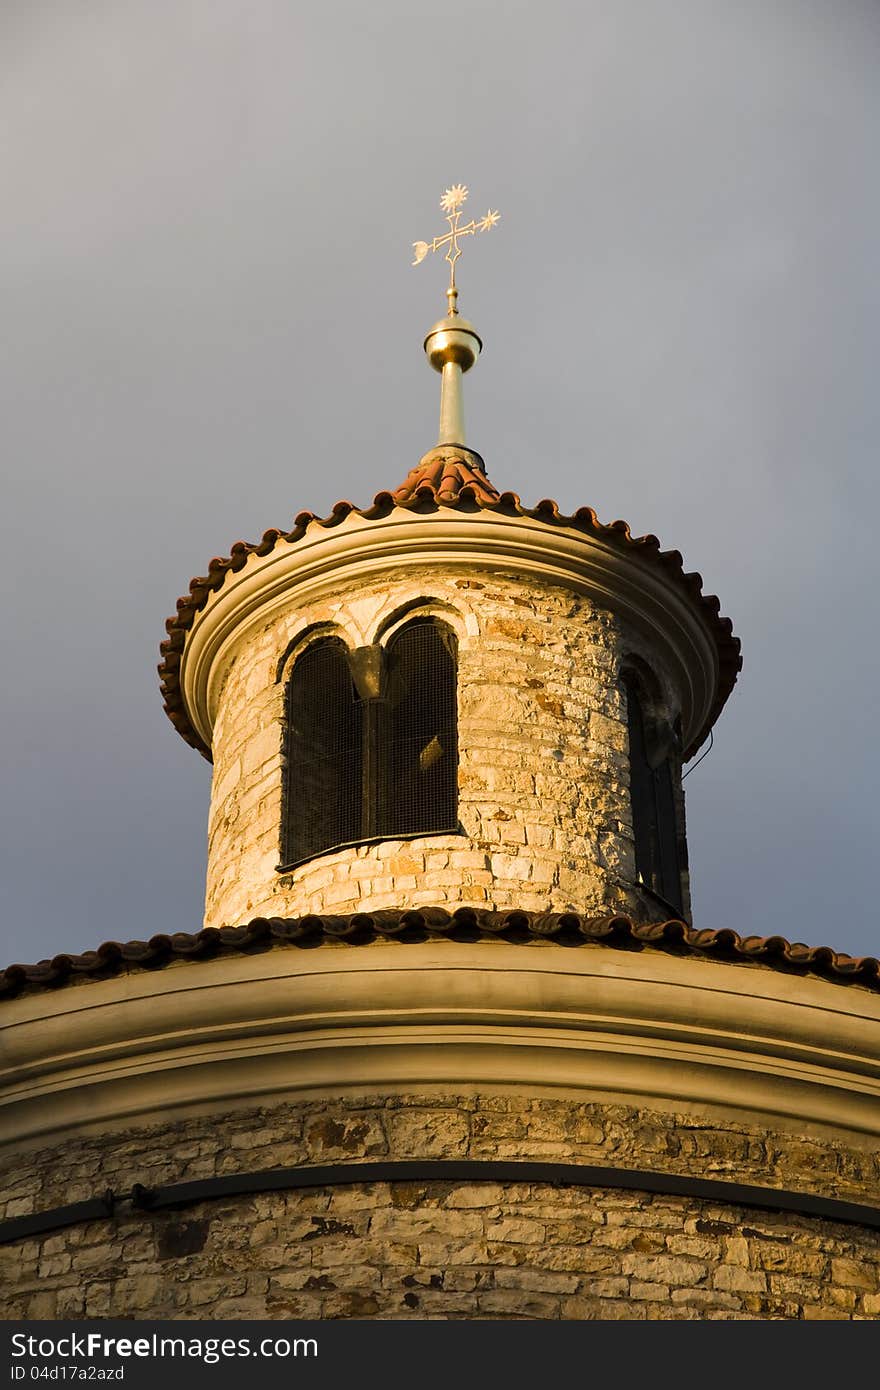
[2,1,878,966]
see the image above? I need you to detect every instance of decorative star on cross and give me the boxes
[412,184,500,315]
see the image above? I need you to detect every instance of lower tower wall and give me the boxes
[3,1095,879,1321]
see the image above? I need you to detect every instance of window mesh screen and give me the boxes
[654,761,681,911]
[624,675,682,914]
[624,676,657,888]
[284,640,362,864]
[384,621,458,838]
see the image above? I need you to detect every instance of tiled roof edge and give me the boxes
[158,484,742,762]
[2,910,876,1001]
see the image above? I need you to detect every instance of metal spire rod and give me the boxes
[412,184,500,446]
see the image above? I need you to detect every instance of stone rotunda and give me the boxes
[2,224,880,1320]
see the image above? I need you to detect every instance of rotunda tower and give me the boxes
[2,191,880,1323]
[159,291,739,935]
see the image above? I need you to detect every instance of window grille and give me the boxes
[384,620,458,838]
[281,620,459,866]
[284,639,362,865]
[623,673,683,915]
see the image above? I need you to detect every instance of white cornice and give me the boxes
[2,944,879,1149]
[179,508,720,753]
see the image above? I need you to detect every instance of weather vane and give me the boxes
[412,184,500,318]
[413,184,499,450]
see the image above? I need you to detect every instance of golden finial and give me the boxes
[412,183,500,318]
[413,185,499,448]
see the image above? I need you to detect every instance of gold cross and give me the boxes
[412,184,500,316]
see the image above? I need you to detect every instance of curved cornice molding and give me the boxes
[159,485,741,761]
[3,942,879,1149]
[176,506,725,759]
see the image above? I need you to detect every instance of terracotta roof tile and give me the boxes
[2,910,876,1001]
[158,447,742,760]
[391,445,502,504]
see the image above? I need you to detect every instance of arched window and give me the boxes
[622,671,683,915]
[384,620,458,837]
[283,639,362,865]
[281,619,459,866]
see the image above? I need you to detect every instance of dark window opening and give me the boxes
[283,639,362,866]
[384,620,458,838]
[282,620,458,866]
[623,673,683,915]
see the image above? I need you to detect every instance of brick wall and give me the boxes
[2,1096,877,1320]
[204,569,686,928]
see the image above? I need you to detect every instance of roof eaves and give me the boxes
[158,486,741,760]
[2,910,874,1001]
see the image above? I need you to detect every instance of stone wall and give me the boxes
[204,568,687,928]
[2,1096,878,1321]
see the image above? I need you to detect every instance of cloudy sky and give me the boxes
[2,1,878,966]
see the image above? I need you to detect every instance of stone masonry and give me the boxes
[2,1096,878,1321]
[204,568,688,929]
